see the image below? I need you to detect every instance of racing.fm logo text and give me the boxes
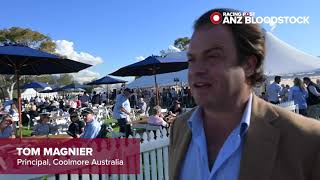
[210,11,310,25]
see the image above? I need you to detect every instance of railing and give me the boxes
[20,101,300,180]
[105,128,170,180]
[25,128,170,180]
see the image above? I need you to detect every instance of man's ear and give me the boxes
[242,55,257,78]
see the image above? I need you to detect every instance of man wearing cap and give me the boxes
[32,110,57,136]
[113,88,132,135]
[80,108,101,138]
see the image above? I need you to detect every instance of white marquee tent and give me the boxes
[21,88,37,100]
[128,32,320,89]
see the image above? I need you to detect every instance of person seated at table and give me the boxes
[9,104,18,117]
[164,100,183,125]
[67,111,85,138]
[31,111,57,136]
[136,97,147,115]
[0,114,16,138]
[80,108,101,138]
[168,100,183,117]
[148,106,168,127]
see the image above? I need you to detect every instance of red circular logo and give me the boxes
[210,12,222,24]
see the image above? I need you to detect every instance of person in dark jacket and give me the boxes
[303,77,320,119]
[91,91,101,106]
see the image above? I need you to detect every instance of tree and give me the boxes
[173,37,190,51]
[0,75,16,100]
[58,74,74,86]
[159,37,190,57]
[0,27,57,99]
[0,27,56,53]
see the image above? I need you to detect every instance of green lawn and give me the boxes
[19,117,121,137]
[105,117,119,132]
[19,127,32,137]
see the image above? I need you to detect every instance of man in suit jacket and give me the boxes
[169,8,320,180]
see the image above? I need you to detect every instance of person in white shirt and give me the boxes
[113,88,132,136]
[136,97,147,116]
[266,76,282,104]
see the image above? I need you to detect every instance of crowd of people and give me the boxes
[112,88,184,137]
[0,85,194,138]
[264,75,320,119]
[1,74,320,139]
[0,76,320,138]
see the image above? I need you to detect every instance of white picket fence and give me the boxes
[27,128,170,180]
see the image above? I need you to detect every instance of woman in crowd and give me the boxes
[67,109,85,138]
[168,100,183,117]
[31,112,57,136]
[288,77,308,116]
[9,104,18,116]
[0,114,16,138]
[148,105,168,127]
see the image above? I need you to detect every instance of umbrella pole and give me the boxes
[107,85,109,105]
[154,74,159,106]
[16,71,23,138]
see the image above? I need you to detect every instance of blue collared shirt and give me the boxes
[0,125,14,138]
[180,94,252,180]
[81,119,101,138]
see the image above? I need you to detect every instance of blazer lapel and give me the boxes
[238,95,280,180]
[170,109,193,180]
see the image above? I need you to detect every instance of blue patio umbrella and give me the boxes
[109,55,188,76]
[87,75,127,85]
[110,55,188,104]
[0,44,91,137]
[0,44,91,75]
[22,81,50,89]
[87,75,127,104]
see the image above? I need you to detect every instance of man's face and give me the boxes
[82,113,93,123]
[70,114,78,122]
[41,116,49,123]
[188,25,247,109]
[1,118,12,127]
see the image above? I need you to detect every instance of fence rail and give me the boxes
[27,128,170,180]
[14,101,300,180]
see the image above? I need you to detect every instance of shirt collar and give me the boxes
[188,93,252,137]
[239,93,252,136]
